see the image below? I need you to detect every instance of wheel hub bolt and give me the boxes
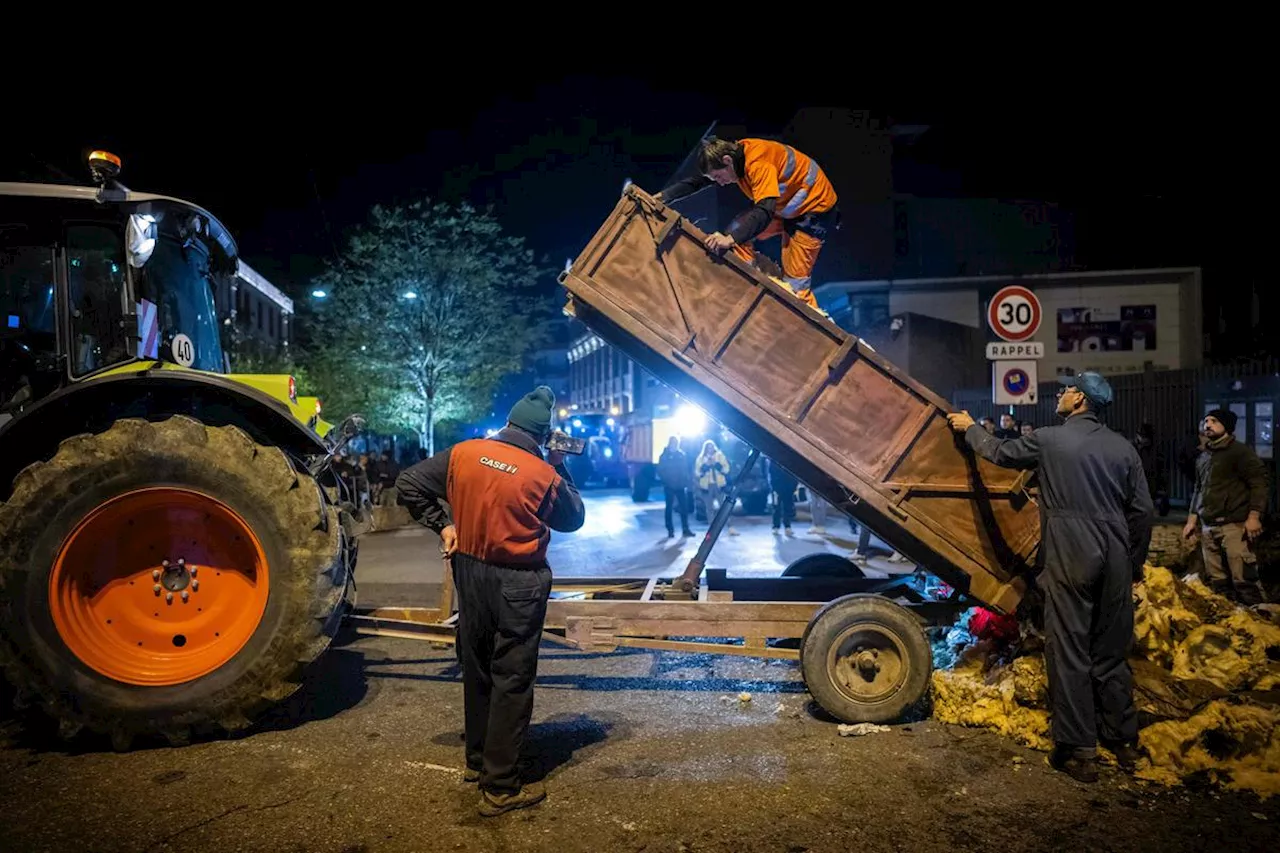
[177,558,185,567]
[189,566,197,577]
[162,559,170,568]
[165,592,174,604]
[191,580,199,592]
[153,584,162,595]
[181,591,189,603]
[152,569,161,581]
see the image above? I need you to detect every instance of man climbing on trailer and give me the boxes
[396,386,586,816]
[946,372,1154,784]
[654,136,839,312]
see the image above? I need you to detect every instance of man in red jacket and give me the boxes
[397,386,585,816]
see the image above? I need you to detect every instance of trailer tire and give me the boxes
[800,594,930,724]
[0,416,349,749]
[782,553,866,579]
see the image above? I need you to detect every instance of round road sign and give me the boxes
[987,285,1042,342]
[1002,367,1031,397]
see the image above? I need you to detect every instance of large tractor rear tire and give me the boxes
[0,416,349,749]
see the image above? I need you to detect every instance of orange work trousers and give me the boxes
[732,217,824,310]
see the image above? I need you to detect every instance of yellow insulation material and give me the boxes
[932,565,1280,797]
[1137,701,1280,798]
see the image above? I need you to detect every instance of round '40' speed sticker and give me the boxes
[171,333,195,367]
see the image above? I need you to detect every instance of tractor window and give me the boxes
[131,233,224,372]
[1,244,56,338]
[1,242,58,411]
[67,224,130,376]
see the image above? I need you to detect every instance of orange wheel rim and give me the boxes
[49,487,270,687]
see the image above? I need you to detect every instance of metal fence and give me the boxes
[952,359,1280,509]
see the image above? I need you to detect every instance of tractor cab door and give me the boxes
[65,222,131,377]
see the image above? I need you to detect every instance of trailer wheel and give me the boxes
[782,553,866,579]
[0,416,349,749]
[800,594,930,724]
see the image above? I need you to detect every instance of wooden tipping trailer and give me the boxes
[350,186,1043,723]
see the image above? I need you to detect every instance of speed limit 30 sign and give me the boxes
[987,285,1042,342]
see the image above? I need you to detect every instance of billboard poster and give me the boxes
[1057,304,1157,353]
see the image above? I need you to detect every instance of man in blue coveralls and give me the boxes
[947,372,1154,783]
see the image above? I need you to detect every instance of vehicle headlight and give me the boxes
[127,213,158,268]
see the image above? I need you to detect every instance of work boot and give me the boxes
[1049,745,1099,783]
[1102,741,1144,773]
[463,767,480,784]
[682,528,694,537]
[477,781,546,817]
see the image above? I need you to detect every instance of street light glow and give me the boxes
[675,404,707,435]
[403,291,418,299]
[312,289,327,298]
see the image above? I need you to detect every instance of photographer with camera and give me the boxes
[396,385,585,816]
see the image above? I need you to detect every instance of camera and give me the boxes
[545,430,586,456]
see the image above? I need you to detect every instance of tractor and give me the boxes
[0,150,364,749]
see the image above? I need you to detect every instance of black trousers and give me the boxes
[772,489,795,528]
[1039,515,1139,751]
[664,486,691,533]
[452,553,553,794]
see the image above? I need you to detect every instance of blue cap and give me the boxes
[1058,371,1113,407]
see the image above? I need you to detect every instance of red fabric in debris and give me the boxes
[969,607,1019,644]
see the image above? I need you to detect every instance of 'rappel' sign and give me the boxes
[987,285,1042,343]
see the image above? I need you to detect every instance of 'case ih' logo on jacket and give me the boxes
[479,456,519,475]
[447,439,561,566]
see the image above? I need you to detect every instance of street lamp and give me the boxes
[311,289,327,298]
[403,291,418,300]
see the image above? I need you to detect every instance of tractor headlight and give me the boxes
[127,213,158,268]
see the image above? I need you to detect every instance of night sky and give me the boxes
[4,79,1261,349]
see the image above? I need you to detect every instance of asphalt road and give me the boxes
[3,631,1277,853]
[2,490,1277,852]
[354,488,909,609]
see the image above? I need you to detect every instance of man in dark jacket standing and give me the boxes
[994,412,1020,439]
[657,436,694,537]
[768,457,798,533]
[947,371,1153,783]
[1184,408,1270,606]
[396,386,586,816]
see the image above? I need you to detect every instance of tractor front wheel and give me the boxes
[0,416,349,748]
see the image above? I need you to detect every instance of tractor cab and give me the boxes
[1,151,235,420]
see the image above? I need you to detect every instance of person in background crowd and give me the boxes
[995,413,1020,439]
[657,436,694,538]
[696,439,737,535]
[1020,422,1035,438]
[378,451,401,504]
[1134,423,1170,517]
[1184,408,1270,606]
[768,458,798,535]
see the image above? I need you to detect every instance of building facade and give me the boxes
[212,260,294,353]
[817,267,1203,383]
[567,331,636,416]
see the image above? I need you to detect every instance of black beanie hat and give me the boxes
[1205,408,1238,434]
[508,386,556,436]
